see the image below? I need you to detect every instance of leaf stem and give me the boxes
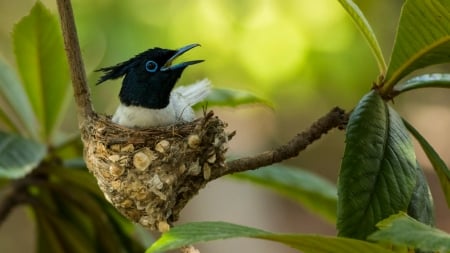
[56,0,94,125]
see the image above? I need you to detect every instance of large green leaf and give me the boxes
[147,221,394,253]
[404,119,450,208]
[0,131,46,179]
[383,0,450,92]
[337,90,420,239]
[0,59,38,138]
[232,165,337,223]
[336,0,386,74]
[394,73,450,94]
[12,1,70,142]
[407,161,435,226]
[369,212,450,252]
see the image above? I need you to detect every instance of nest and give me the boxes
[81,111,233,231]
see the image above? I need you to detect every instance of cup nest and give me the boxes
[81,111,233,231]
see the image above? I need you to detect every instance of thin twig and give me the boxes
[211,107,348,179]
[0,192,22,224]
[56,0,94,125]
[0,178,33,224]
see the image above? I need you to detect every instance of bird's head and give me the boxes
[96,43,203,109]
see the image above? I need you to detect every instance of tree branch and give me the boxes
[212,107,348,179]
[56,0,94,125]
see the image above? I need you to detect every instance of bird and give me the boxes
[96,43,211,128]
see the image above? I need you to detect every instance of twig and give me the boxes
[0,192,22,224]
[0,178,33,224]
[211,107,348,179]
[56,0,94,125]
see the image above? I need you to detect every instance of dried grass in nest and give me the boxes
[81,111,233,231]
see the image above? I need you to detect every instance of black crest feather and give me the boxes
[95,49,157,85]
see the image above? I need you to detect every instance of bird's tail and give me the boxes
[174,78,211,106]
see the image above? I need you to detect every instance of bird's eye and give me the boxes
[145,60,158,72]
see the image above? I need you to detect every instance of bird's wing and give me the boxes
[173,78,211,107]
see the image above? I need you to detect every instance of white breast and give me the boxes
[112,79,211,128]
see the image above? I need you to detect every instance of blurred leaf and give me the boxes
[12,1,70,142]
[404,119,450,208]
[33,191,97,253]
[0,103,16,134]
[39,206,97,253]
[383,0,450,92]
[394,73,450,94]
[337,90,419,239]
[103,203,149,252]
[198,87,271,108]
[147,221,394,253]
[55,193,95,240]
[0,59,38,138]
[369,212,450,252]
[49,183,125,253]
[47,171,145,253]
[0,131,46,179]
[232,165,337,223]
[51,166,103,198]
[35,208,66,253]
[336,0,386,74]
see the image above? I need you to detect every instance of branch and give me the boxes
[56,0,94,125]
[0,178,32,224]
[212,107,348,179]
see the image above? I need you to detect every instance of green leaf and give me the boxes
[0,59,38,138]
[41,207,97,253]
[407,161,435,226]
[51,166,103,198]
[32,191,97,253]
[0,100,17,133]
[35,208,66,253]
[336,0,386,74]
[12,1,70,142]
[197,87,271,108]
[232,165,337,223]
[147,221,394,253]
[0,131,46,179]
[369,212,450,252]
[103,204,148,252]
[47,178,138,253]
[337,90,418,239]
[404,119,450,208]
[394,73,450,94]
[383,0,450,92]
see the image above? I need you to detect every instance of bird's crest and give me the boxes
[95,51,149,85]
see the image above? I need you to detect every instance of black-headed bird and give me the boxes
[96,43,210,128]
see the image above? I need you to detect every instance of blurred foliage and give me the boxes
[0,0,449,253]
[0,0,392,117]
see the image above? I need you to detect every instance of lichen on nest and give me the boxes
[81,111,233,231]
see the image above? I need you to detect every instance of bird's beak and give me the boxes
[161,43,204,71]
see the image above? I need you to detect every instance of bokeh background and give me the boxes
[0,0,449,252]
